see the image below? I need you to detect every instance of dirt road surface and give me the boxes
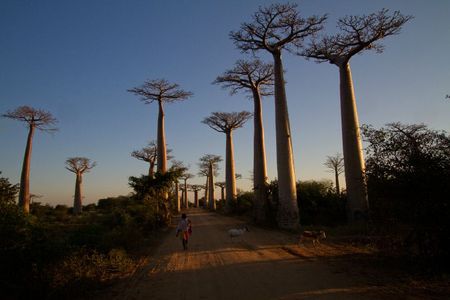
[106,208,433,300]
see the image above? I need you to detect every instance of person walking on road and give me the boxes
[176,213,192,250]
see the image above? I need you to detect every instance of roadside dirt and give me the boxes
[102,208,448,300]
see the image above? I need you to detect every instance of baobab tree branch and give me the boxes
[65,157,96,174]
[128,79,193,104]
[214,59,274,98]
[230,3,327,54]
[202,111,253,133]
[3,106,58,132]
[302,9,412,64]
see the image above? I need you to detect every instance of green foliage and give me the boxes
[266,179,346,227]
[297,180,347,226]
[362,123,450,263]
[0,171,19,205]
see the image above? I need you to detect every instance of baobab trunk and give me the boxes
[208,163,216,211]
[18,124,35,213]
[225,131,237,212]
[175,181,180,212]
[194,190,199,207]
[334,170,340,195]
[252,88,268,223]
[149,161,155,178]
[184,181,188,208]
[339,62,369,220]
[157,100,167,173]
[204,176,209,208]
[272,51,299,229]
[73,173,83,214]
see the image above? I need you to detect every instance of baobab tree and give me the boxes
[189,184,203,208]
[2,106,58,213]
[198,154,222,211]
[65,157,96,214]
[198,167,210,207]
[202,111,252,212]
[128,79,192,174]
[179,185,186,208]
[131,140,173,178]
[180,173,194,208]
[169,160,187,213]
[303,9,412,220]
[230,3,327,229]
[215,181,226,201]
[214,59,273,222]
[324,153,345,195]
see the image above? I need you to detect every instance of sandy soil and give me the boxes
[103,208,447,300]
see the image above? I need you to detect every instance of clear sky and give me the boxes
[1,0,449,206]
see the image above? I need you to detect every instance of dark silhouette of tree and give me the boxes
[215,181,226,201]
[169,160,187,212]
[65,157,96,214]
[128,79,192,174]
[180,173,194,209]
[189,184,203,208]
[214,59,273,223]
[362,122,450,258]
[198,154,222,210]
[0,171,19,205]
[324,153,344,195]
[2,106,58,213]
[303,9,412,221]
[230,3,326,229]
[131,140,173,178]
[202,111,252,212]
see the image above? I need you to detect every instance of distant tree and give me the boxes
[214,59,273,222]
[189,184,203,208]
[324,153,344,195]
[215,181,226,201]
[180,173,194,208]
[65,157,96,214]
[302,9,412,221]
[0,172,19,205]
[198,154,222,210]
[131,140,173,178]
[230,3,326,229]
[202,111,252,212]
[128,79,192,174]
[169,160,188,212]
[3,106,58,213]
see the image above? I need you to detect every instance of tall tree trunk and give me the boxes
[225,131,236,212]
[194,190,199,207]
[175,181,180,212]
[184,179,188,208]
[252,88,268,223]
[204,176,209,208]
[339,62,369,221]
[208,162,216,211]
[157,100,167,174]
[18,124,35,213]
[272,51,299,230]
[149,161,155,178]
[73,173,83,214]
[335,170,340,195]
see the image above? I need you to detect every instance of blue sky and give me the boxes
[1,0,449,206]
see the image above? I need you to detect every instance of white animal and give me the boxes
[228,226,249,238]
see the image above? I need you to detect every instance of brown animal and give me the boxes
[299,230,326,246]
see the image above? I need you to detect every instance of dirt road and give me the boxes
[107,208,426,300]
